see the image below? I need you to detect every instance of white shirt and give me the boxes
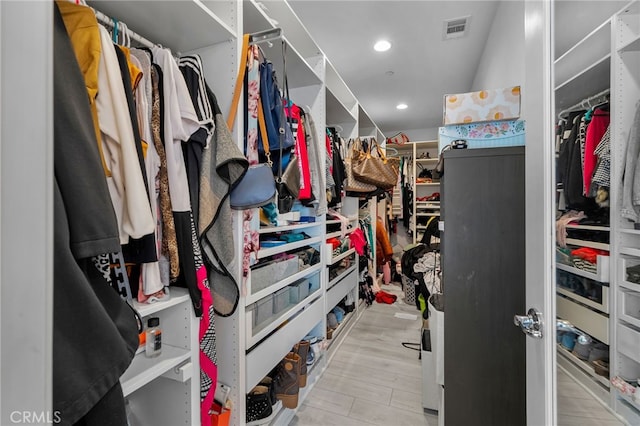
[96,25,155,244]
[152,47,200,212]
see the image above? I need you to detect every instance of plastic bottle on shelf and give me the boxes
[145,317,162,358]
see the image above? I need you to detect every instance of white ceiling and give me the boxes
[287,0,629,136]
[288,0,500,134]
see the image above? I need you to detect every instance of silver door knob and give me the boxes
[514,308,543,338]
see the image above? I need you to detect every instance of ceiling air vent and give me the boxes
[443,16,471,40]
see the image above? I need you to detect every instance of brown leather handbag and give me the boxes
[351,138,400,190]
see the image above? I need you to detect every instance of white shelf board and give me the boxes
[326,88,357,126]
[258,221,322,234]
[245,297,324,390]
[565,238,610,251]
[556,254,609,283]
[414,140,439,147]
[326,268,357,310]
[618,323,640,364]
[617,391,640,415]
[557,343,610,389]
[621,247,640,257]
[416,182,441,187]
[121,344,191,397]
[246,263,322,306]
[554,19,611,88]
[324,60,357,112]
[416,213,440,218]
[326,228,355,240]
[555,55,611,112]
[328,248,356,266]
[556,286,609,314]
[620,312,640,331]
[328,265,358,290]
[326,217,358,225]
[416,158,438,163]
[557,294,609,344]
[566,224,610,231]
[258,236,322,259]
[88,0,236,52]
[620,228,640,235]
[132,287,191,318]
[620,280,640,292]
[618,35,640,53]
[252,0,322,61]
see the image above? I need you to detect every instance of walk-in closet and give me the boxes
[1,1,640,426]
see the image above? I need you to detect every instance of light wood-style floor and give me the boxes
[557,368,625,426]
[289,282,625,426]
[290,283,436,425]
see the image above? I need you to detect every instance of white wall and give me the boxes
[471,0,525,92]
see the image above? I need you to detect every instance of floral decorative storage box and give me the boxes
[443,86,521,125]
[438,120,526,152]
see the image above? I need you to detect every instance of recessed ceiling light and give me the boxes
[396,103,408,110]
[374,40,391,52]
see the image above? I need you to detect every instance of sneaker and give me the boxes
[246,385,276,425]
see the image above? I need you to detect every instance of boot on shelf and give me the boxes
[293,340,310,387]
[259,376,277,406]
[246,385,276,425]
[273,352,301,409]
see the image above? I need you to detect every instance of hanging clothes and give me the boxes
[284,100,313,201]
[149,63,181,285]
[583,106,610,195]
[152,46,203,315]
[53,5,138,424]
[301,108,326,214]
[129,48,166,299]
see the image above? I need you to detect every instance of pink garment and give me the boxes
[583,110,609,195]
[285,101,312,200]
[349,228,367,255]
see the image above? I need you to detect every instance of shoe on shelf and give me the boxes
[332,306,345,323]
[273,352,301,409]
[246,385,276,425]
[258,376,277,406]
[293,340,310,387]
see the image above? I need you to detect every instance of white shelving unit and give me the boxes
[553,4,617,416]
[81,1,238,424]
[611,2,640,423]
[23,1,381,424]
[387,140,440,244]
[124,288,199,425]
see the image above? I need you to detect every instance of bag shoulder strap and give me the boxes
[227,34,250,130]
[227,34,271,162]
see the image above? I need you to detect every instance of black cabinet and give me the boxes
[442,147,526,426]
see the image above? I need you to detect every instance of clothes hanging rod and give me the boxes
[249,28,283,46]
[557,88,610,120]
[92,8,157,50]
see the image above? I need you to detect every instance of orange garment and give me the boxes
[376,217,393,266]
[56,0,110,176]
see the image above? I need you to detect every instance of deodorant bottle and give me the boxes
[145,317,162,358]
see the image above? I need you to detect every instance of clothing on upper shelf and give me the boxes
[54,5,139,424]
